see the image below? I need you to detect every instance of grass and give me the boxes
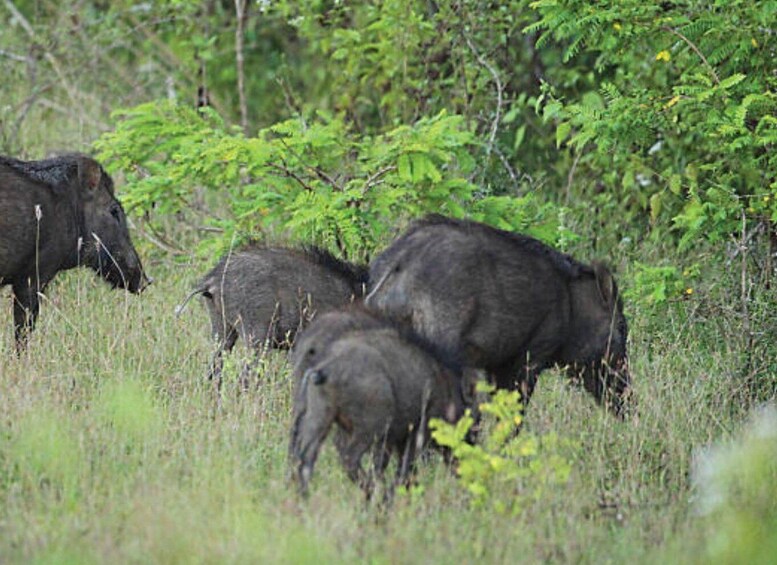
[1,256,773,564]
[2,9,774,561]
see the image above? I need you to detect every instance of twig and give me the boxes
[131,218,187,256]
[362,165,397,195]
[767,217,776,290]
[662,25,720,85]
[125,12,229,117]
[0,48,26,62]
[234,0,249,134]
[732,210,752,351]
[463,30,503,170]
[269,162,315,192]
[565,151,582,204]
[3,0,82,108]
[275,76,306,127]
[36,98,108,129]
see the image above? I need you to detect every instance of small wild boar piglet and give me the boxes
[181,246,368,384]
[0,154,149,350]
[366,214,630,416]
[290,329,467,498]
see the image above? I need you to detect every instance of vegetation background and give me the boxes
[1,0,775,562]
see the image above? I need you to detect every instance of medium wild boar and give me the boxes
[365,214,630,416]
[289,304,404,460]
[290,328,467,498]
[0,154,149,349]
[181,246,368,383]
[289,304,473,435]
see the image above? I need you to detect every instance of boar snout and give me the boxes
[130,269,152,294]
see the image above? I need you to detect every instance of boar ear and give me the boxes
[77,157,102,192]
[592,261,618,306]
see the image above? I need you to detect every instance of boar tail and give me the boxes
[174,285,211,317]
[290,384,336,497]
[364,267,392,306]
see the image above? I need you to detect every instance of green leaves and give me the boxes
[97,103,494,258]
[529,0,777,262]
[430,384,572,514]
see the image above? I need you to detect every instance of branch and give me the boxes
[277,138,343,191]
[130,217,187,256]
[2,0,81,108]
[234,0,249,134]
[36,98,108,129]
[310,166,343,191]
[10,83,53,151]
[269,162,315,192]
[565,151,582,204]
[662,25,720,85]
[362,165,397,194]
[463,30,503,169]
[0,48,26,62]
[492,145,521,193]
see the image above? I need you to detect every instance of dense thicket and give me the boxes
[3,1,775,289]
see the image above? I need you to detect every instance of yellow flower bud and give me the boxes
[656,50,671,62]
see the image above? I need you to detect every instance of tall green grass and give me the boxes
[1,256,772,564]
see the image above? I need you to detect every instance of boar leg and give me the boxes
[12,280,44,352]
[493,361,534,398]
[368,443,395,504]
[516,370,539,408]
[337,435,376,497]
[207,326,238,388]
[395,436,418,488]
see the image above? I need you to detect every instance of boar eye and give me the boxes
[307,347,316,356]
[110,206,121,221]
[393,263,401,273]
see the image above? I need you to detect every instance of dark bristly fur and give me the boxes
[366,214,631,417]
[187,245,369,385]
[0,153,149,350]
[289,323,469,499]
[301,245,370,290]
[390,213,587,278]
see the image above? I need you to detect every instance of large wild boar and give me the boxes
[290,328,467,498]
[0,154,149,349]
[180,246,368,383]
[365,214,630,416]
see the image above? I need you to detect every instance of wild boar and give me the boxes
[179,246,368,384]
[0,154,149,349]
[365,214,630,416]
[290,328,467,498]
[289,304,407,461]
